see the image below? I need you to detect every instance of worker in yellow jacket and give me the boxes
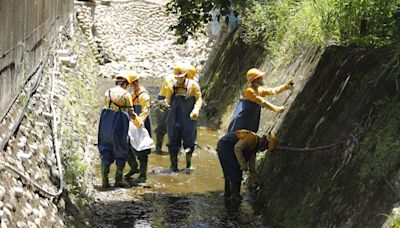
[154,64,199,154]
[217,129,277,201]
[228,68,294,133]
[98,74,138,189]
[165,65,202,172]
[124,73,152,183]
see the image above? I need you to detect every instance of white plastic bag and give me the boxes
[128,122,154,151]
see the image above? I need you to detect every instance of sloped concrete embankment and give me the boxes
[255,47,400,227]
[201,27,400,226]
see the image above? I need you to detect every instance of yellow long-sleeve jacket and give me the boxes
[104,86,133,112]
[131,86,151,125]
[159,74,175,98]
[165,78,202,116]
[233,130,259,173]
[243,83,290,112]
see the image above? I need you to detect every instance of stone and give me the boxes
[34,218,41,226]
[13,187,24,198]
[30,143,38,151]
[27,221,37,228]
[17,151,32,162]
[35,122,47,128]
[42,112,53,120]
[0,186,5,200]
[1,220,8,228]
[3,207,11,218]
[16,221,27,228]
[32,208,40,218]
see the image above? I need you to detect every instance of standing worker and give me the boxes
[154,70,176,154]
[228,68,294,133]
[165,65,202,172]
[217,129,277,201]
[125,73,152,183]
[98,74,137,189]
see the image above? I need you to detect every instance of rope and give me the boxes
[275,134,400,199]
[0,61,46,150]
[277,140,347,152]
[0,161,61,198]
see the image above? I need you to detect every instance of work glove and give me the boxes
[286,79,294,89]
[133,118,144,128]
[158,100,170,112]
[275,106,285,113]
[190,110,199,120]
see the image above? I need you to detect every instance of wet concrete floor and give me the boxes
[92,78,263,227]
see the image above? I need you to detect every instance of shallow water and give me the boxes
[94,78,264,227]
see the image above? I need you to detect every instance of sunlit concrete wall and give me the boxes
[0,0,73,119]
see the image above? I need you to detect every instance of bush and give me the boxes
[241,0,400,57]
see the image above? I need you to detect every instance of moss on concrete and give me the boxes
[199,28,266,129]
[253,46,400,227]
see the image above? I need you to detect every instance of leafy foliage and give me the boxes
[241,0,400,56]
[167,0,400,57]
[166,0,246,43]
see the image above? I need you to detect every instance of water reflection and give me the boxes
[94,79,263,227]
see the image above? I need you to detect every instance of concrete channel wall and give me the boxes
[0,0,74,120]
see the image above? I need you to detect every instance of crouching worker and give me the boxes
[165,65,202,172]
[98,74,137,189]
[216,129,277,201]
[125,73,152,183]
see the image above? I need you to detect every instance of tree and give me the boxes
[166,0,246,43]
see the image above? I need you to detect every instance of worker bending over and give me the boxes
[217,129,277,201]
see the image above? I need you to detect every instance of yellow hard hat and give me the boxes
[246,68,265,83]
[173,65,188,78]
[267,133,278,152]
[115,75,130,83]
[186,65,197,80]
[126,73,140,84]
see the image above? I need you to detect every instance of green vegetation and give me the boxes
[167,0,400,55]
[166,0,245,43]
[394,217,400,228]
[59,33,100,227]
[358,97,400,181]
[242,0,400,57]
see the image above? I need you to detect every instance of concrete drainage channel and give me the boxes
[0,0,242,227]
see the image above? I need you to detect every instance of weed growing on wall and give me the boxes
[241,0,400,60]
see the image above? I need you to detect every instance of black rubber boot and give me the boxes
[101,165,110,189]
[185,152,193,169]
[137,159,148,183]
[224,180,231,201]
[230,181,242,202]
[169,152,178,172]
[155,134,164,154]
[125,152,139,178]
[114,166,130,188]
